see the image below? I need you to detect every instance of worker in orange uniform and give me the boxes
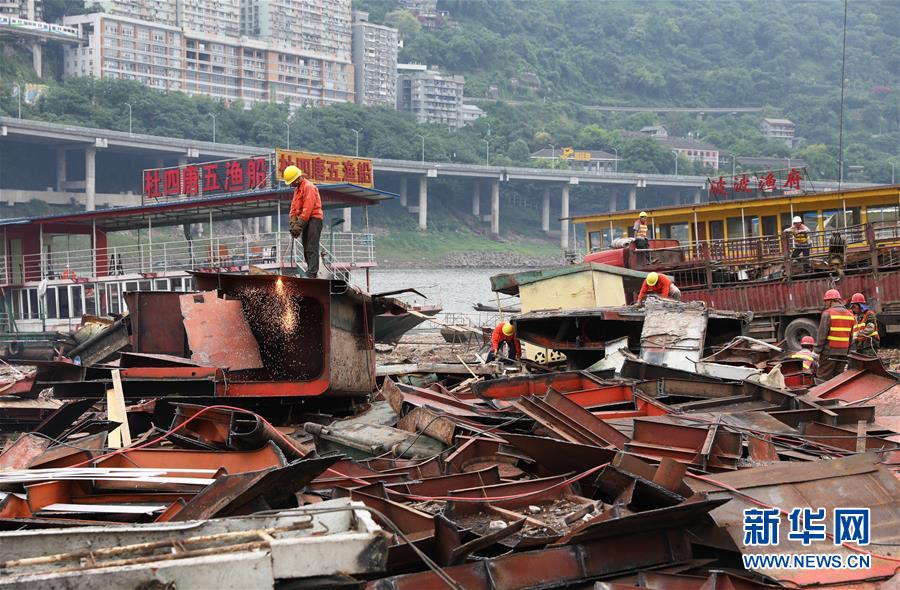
[487,321,521,362]
[284,165,323,278]
[849,292,879,356]
[637,272,682,304]
[633,211,650,263]
[813,289,855,380]
[790,336,819,373]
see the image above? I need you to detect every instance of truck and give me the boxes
[584,221,900,349]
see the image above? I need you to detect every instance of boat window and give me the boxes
[124,281,138,292]
[109,283,121,314]
[28,289,39,320]
[46,287,58,319]
[84,284,97,316]
[71,285,83,318]
[822,208,860,229]
[709,220,724,241]
[155,279,168,290]
[867,205,899,222]
[659,222,690,244]
[139,280,152,291]
[171,277,183,291]
[780,211,819,232]
[59,286,70,318]
[588,231,603,252]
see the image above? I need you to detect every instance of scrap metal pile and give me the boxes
[0,278,898,588]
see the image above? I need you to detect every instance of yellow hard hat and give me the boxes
[639,211,648,218]
[283,165,303,185]
[646,272,659,286]
[502,322,515,336]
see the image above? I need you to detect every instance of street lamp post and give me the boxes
[483,138,490,166]
[610,147,618,173]
[416,134,425,163]
[208,113,216,143]
[124,102,132,136]
[352,128,361,157]
[284,121,290,149]
[12,83,21,118]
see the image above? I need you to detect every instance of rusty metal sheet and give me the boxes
[372,527,692,590]
[172,455,339,521]
[94,442,287,474]
[396,406,456,446]
[801,422,892,452]
[123,291,189,357]
[625,418,742,470]
[808,355,899,403]
[179,291,263,370]
[500,433,617,477]
[688,453,900,586]
[32,398,96,439]
[0,434,51,471]
[640,300,708,372]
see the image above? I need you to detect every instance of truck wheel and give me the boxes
[784,318,818,351]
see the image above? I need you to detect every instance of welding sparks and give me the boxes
[274,276,296,330]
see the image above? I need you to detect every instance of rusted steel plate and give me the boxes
[543,389,630,448]
[180,291,264,370]
[500,433,617,476]
[688,453,900,586]
[808,355,899,402]
[123,291,188,357]
[471,371,606,401]
[94,442,287,474]
[801,422,892,452]
[0,434,51,471]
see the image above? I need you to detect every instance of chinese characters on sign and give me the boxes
[275,149,374,188]
[707,167,808,201]
[143,155,270,201]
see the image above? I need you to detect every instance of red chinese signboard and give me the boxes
[707,167,809,201]
[275,149,374,188]
[143,155,271,201]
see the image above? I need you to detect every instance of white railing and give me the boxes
[10,230,376,284]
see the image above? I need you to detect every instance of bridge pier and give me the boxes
[472,182,480,216]
[628,186,636,211]
[560,185,570,249]
[399,177,407,207]
[56,148,66,192]
[491,180,500,236]
[85,147,96,211]
[541,187,550,234]
[418,176,427,231]
[32,43,42,78]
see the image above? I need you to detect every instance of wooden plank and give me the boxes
[107,370,131,449]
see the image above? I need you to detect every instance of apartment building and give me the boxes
[0,0,41,19]
[397,66,465,128]
[760,118,797,148]
[241,0,351,61]
[351,11,398,106]
[65,0,355,108]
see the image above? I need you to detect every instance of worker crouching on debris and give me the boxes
[813,289,855,380]
[637,272,682,304]
[487,321,521,362]
[284,165,323,278]
[850,292,879,356]
[791,335,819,373]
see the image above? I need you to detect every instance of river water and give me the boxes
[354,268,523,314]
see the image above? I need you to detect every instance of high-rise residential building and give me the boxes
[0,0,41,19]
[64,0,356,108]
[760,118,797,148]
[351,11,397,106]
[397,66,465,128]
[241,0,352,61]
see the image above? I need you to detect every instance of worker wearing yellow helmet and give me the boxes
[637,271,681,304]
[284,164,323,278]
[487,321,521,362]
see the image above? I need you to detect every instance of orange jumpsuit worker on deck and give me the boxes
[284,165,323,278]
[813,289,855,381]
[637,272,682,304]
[487,322,521,362]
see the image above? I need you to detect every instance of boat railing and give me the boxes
[11,230,377,285]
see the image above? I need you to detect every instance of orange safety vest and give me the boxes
[852,309,880,343]
[790,350,817,371]
[636,221,648,239]
[825,306,856,349]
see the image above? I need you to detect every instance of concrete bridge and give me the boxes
[0,117,873,248]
